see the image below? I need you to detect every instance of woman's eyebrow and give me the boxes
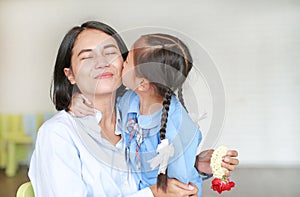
[77,49,93,57]
[103,44,118,49]
[77,44,117,57]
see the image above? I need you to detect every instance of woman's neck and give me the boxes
[137,90,163,115]
[92,93,121,145]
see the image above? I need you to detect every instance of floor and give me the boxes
[1,165,299,197]
[0,165,29,197]
[202,166,300,197]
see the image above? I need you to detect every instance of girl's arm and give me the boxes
[69,93,239,177]
[195,149,239,177]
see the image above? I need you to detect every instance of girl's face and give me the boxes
[122,50,142,90]
[64,29,123,99]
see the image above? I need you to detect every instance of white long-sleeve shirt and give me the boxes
[29,110,153,197]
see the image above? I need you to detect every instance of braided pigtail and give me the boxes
[177,86,188,111]
[157,88,172,191]
[133,33,194,192]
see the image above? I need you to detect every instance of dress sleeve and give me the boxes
[166,101,203,196]
[29,122,88,197]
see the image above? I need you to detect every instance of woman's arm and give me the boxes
[29,120,88,197]
[124,179,198,197]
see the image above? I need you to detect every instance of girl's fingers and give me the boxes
[70,94,95,117]
[79,104,96,115]
[225,170,231,177]
[222,161,235,171]
[71,106,95,117]
[223,156,239,166]
[79,94,93,107]
[226,150,238,157]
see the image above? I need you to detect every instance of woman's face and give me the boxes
[64,29,123,99]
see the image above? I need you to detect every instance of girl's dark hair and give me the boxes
[51,21,128,111]
[132,33,193,191]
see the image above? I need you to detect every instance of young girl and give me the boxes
[70,33,240,196]
[119,33,202,193]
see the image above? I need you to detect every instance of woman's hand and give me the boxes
[195,149,239,177]
[69,93,95,117]
[150,179,198,197]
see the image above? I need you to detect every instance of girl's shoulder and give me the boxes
[117,89,139,108]
[168,95,198,129]
[169,95,186,114]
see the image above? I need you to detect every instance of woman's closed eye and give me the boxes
[80,53,97,61]
[105,52,117,56]
[80,56,93,60]
[104,47,119,56]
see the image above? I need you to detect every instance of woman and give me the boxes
[29,21,238,197]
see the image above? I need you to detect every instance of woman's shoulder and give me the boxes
[33,111,82,163]
[42,110,73,125]
[38,110,76,137]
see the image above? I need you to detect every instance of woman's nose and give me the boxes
[95,55,110,68]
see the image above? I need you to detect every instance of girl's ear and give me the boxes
[64,68,76,84]
[137,78,151,91]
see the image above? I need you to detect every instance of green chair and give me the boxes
[0,114,7,168]
[0,114,32,176]
[0,113,54,177]
[16,182,34,197]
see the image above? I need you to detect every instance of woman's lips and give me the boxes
[95,72,113,79]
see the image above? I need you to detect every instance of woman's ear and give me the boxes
[64,68,76,84]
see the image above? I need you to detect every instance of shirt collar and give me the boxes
[126,92,140,114]
[94,108,122,136]
[126,92,162,130]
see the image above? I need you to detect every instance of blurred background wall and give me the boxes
[0,0,299,166]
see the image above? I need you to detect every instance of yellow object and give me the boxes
[16,182,34,197]
[0,113,54,177]
[0,114,32,176]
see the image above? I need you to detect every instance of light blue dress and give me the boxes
[118,90,203,196]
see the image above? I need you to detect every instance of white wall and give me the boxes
[0,0,299,165]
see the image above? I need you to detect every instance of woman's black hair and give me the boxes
[51,21,128,111]
[132,33,193,191]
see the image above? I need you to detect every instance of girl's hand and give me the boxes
[222,149,239,177]
[195,149,239,177]
[195,149,214,175]
[69,93,95,117]
[150,179,198,197]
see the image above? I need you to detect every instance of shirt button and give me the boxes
[122,181,128,188]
